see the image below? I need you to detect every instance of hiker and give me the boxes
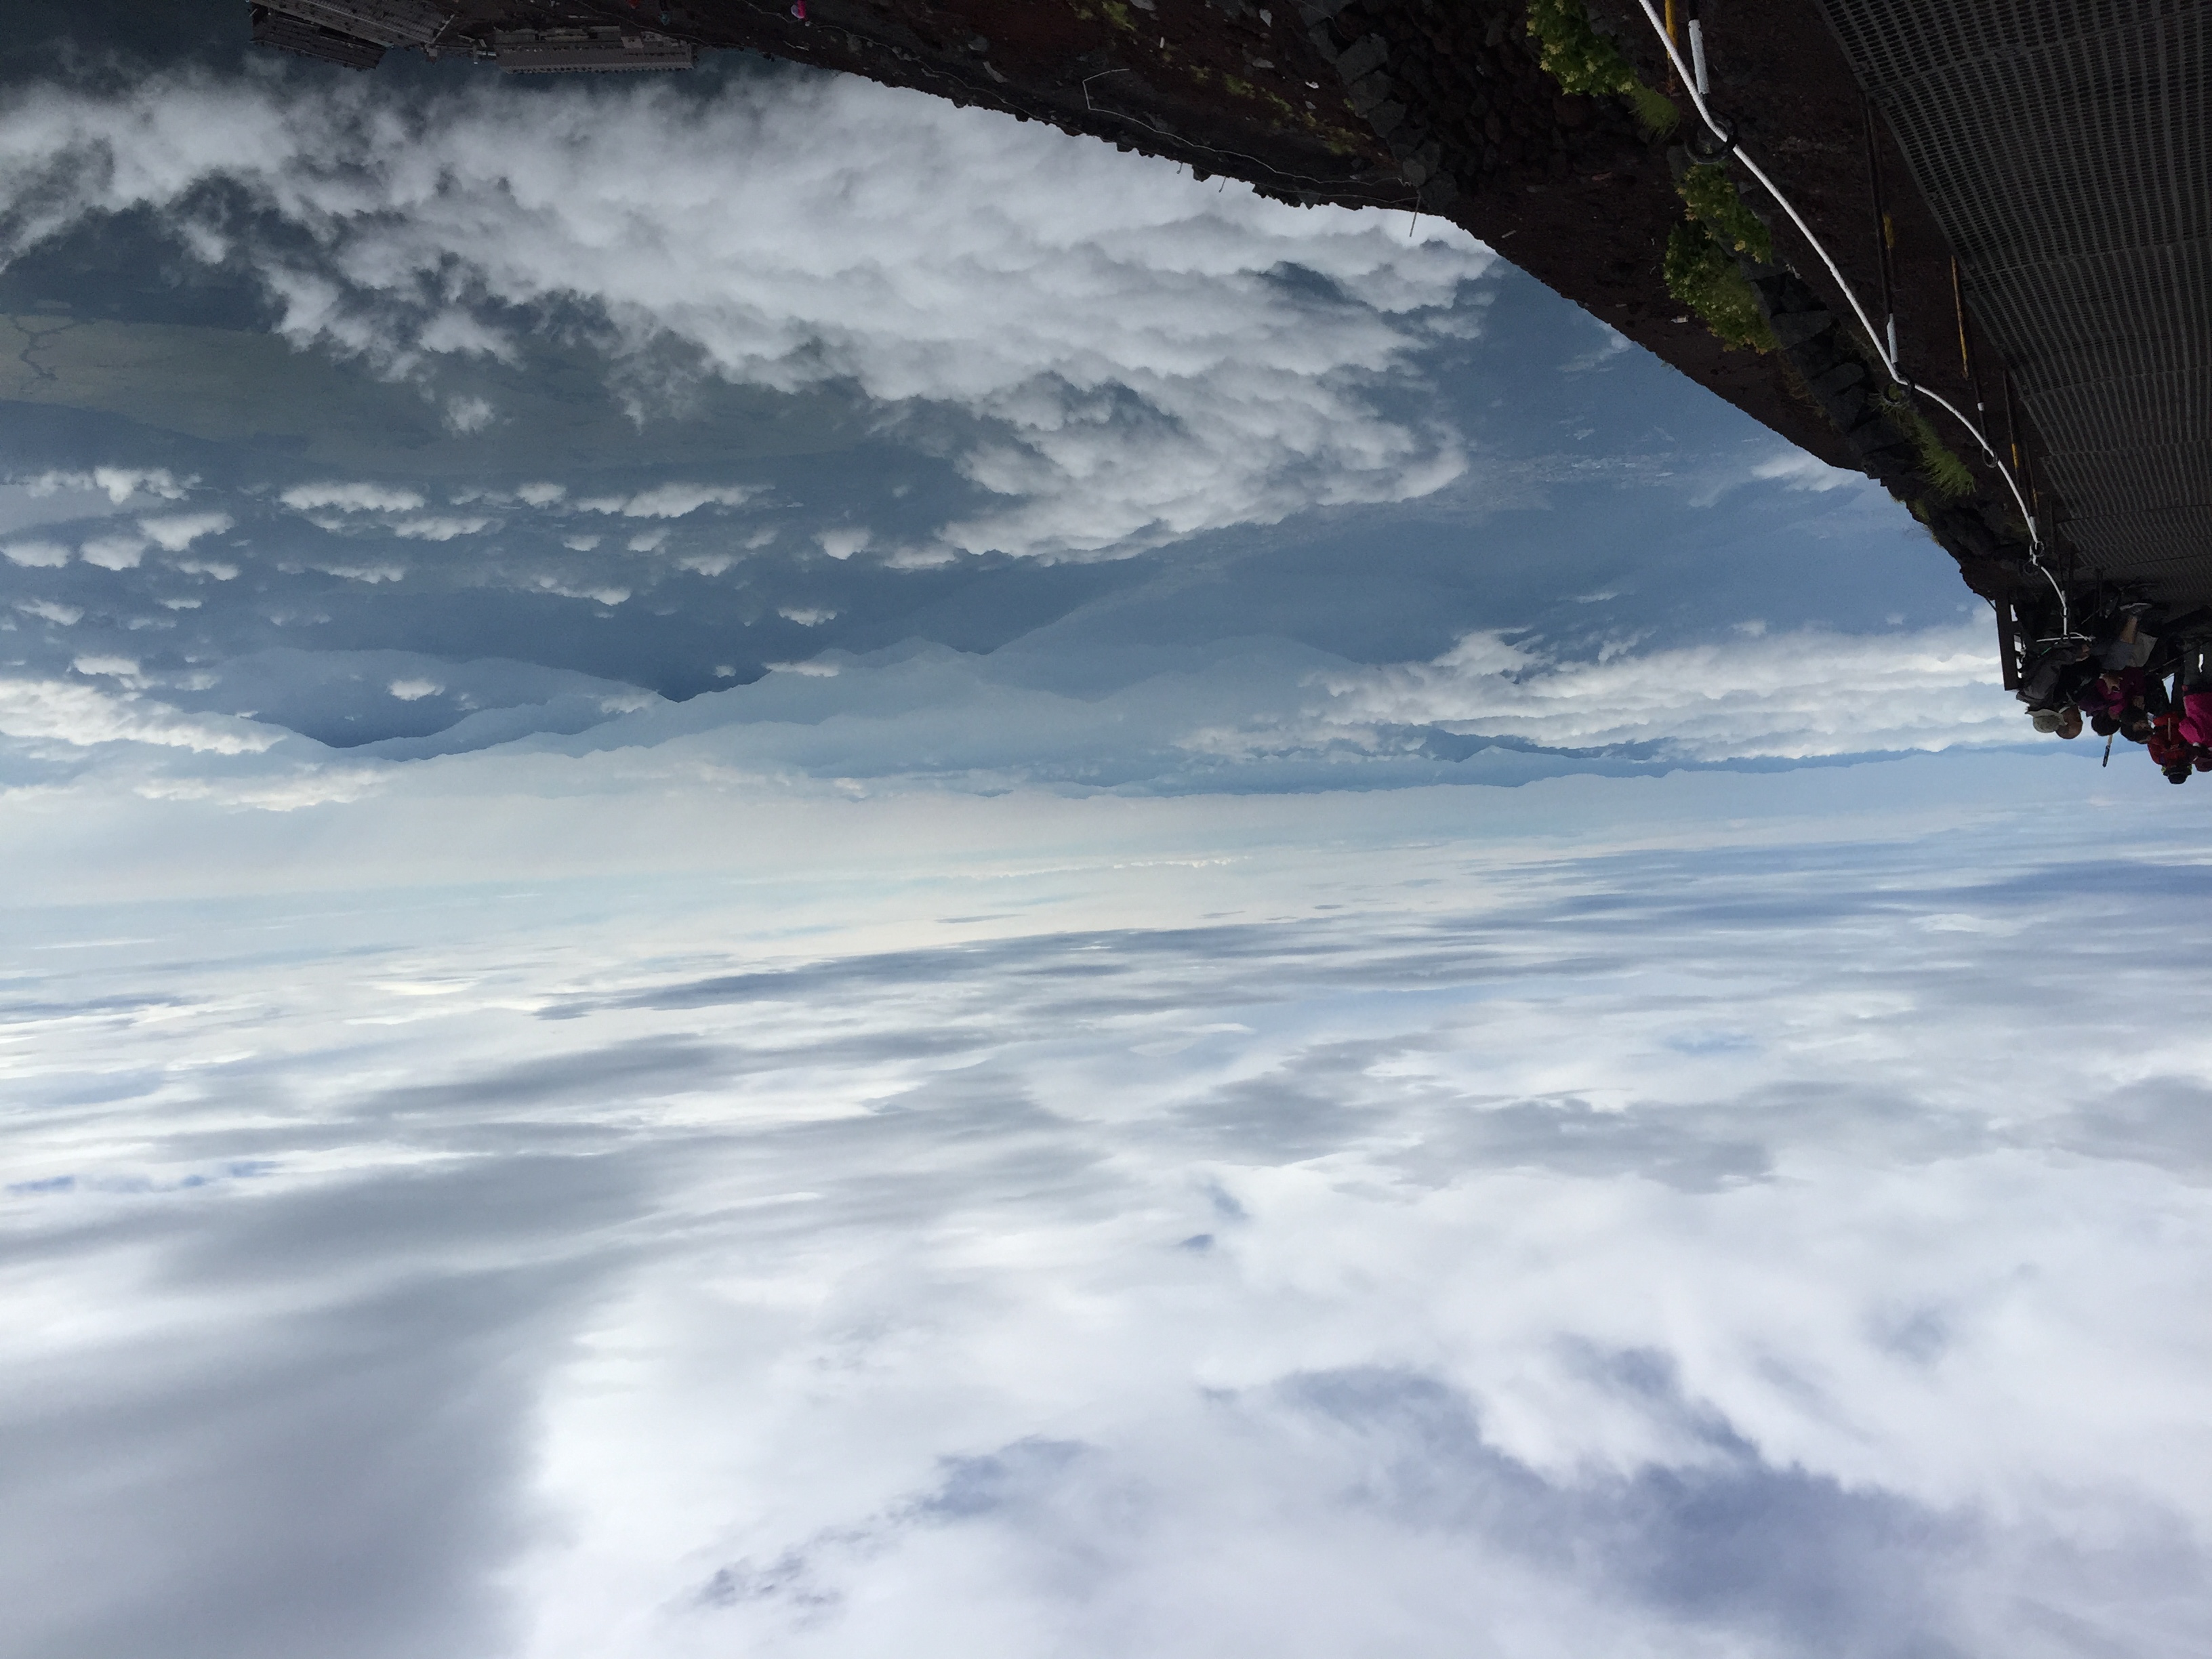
[2078,609,2155,713]
[2177,649,2212,750]
[2148,709,2190,766]
[2019,640,2093,712]
[2148,708,2194,783]
[2091,602,2155,672]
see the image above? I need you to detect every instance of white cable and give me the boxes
[1629,1,1892,388]
[1625,0,2070,632]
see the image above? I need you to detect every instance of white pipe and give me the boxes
[1687,18,1708,98]
[1625,0,2067,630]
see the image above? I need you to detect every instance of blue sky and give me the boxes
[2,29,2205,1659]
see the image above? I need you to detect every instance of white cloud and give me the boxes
[529,576,629,605]
[443,394,496,434]
[78,533,148,571]
[1684,449,1872,510]
[392,516,491,541]
[817,528,871,561]
[1562,323,1633,371]
[388,678,443,701]
[413,617,2022,793]
[603,483,755,519]
[14,598,81,625]
[626,529,667,554]
[11,466,185,506]
[138,511,233,552]
[1312,620,2020,761]
[278,482,427,513]
[0,676,278,751]
[516,483,567,508]
[0,72,1490,563]
[173,558,240,580]
[132,768,385,808]
[417,312,513,361]
[71,654,139,678]
[779,607,838,626]
[89,466,184,503]
[1,539,71,568]
[1750,449,1860,491]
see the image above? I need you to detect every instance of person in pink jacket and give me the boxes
[2181,687,2212,749]
[2175,642,2212,751]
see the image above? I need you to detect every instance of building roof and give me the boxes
[1818,0,2212,598]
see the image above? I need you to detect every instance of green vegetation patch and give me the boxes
[1525,0,1679,136]
[1883,391,1977,499]
[1662,166,1776,352]
[1663,220,1776,352]
[1676,163,1771,261]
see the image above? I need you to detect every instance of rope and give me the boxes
[1622,0,2071,636]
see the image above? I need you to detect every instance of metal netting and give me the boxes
[1814,0,2212,595]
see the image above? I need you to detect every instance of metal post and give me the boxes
[1864,96,1896,375]
[1996,598,2022,690]
[1950,255,1985,423]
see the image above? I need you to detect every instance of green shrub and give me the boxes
[1663,219,1776,352]
[1676,163,1771,260]
[1883,393,1977,499]
[1525,0,1679,135]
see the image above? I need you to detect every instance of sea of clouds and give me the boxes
[5,769,2209,1659]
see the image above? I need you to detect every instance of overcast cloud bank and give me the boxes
[0,59,2009,785]
[1311,617,2017,761]
[0,67,1486,563]
[5,781,2207,1659]
[0,615,2027,802]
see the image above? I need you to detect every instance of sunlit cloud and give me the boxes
[0,70,1490,564]
[0,674,279,752]
[1311,619,2018,760]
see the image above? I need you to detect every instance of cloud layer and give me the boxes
[1311,618,2020,760]
[0,58,2007,787]
[0,671,276,752]
[0,66,1488,562]
[5,780,2207,1658]
[0,611,2032,806]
